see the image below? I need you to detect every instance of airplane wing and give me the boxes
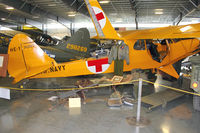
[120,23,200,40]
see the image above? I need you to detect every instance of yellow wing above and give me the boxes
[119,23,200,40]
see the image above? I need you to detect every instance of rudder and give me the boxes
[8,34,55,83]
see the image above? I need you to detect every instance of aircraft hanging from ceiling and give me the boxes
[0,28,96,62]
[6,0,200,83]
[34,28,92,62]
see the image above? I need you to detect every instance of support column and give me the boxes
[135,12,138,30]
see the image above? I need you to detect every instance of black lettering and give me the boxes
[43,70,47,74]
[62,65,65,70]
[10,47,21,52]
[50,67,54,72]
[58,66,62,71]
[54,67,58,72]
[24,44,34,49]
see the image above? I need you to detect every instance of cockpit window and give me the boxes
[167,39,173,44]
[172,38,194,43]
[134,40,145,50]
[160,39,167,45]
[172,38,181,43]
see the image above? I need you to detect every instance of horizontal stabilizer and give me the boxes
[158,64,179,79]
[55,28,91,58]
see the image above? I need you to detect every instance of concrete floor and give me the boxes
[0,76,200,133]
[0,92,200,133]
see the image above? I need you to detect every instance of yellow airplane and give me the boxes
[7,0,200,83]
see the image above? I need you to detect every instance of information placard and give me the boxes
[0,56,4,67]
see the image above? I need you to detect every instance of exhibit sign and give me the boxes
[0,54,8,77]
[0,88,10,100]
[0,56,3,67]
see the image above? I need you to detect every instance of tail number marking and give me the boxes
[66,43,87,52]
[9,47,21,52]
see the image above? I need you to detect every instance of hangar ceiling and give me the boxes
[0,0,200,32]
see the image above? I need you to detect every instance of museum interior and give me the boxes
[0,0,200,133]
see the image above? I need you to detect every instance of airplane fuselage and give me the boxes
[32,38,200,79]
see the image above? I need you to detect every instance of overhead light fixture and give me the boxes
[152,20,159,22]
[48,4,56,6]
[115,20,123,23]
[68,14,76,17]
[99,1,110,4]
[155,9,163,11]
[115,19,123,23]
[6,6,14,10]
[110,13,117,16]
[67,11,76,17]
[155,12,163,15]
[33,16,39,19]
[68,14,75,17]
[1,18,6,20]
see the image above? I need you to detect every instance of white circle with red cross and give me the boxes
[92,6,106,29]
[86,58,110,74]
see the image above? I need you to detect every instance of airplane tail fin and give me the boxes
[55,28,91,58]
[84,0,120,39]
[157,64,179,79]
[8,34,55,83]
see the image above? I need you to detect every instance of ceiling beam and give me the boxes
[0,0,71,26]
[62,0,88,15]
[129,0,139,28]
[0,21,19,30]
[0,10,26,24]
[173,1,200,25]
[176,12,183,25]
[0,10,46,31]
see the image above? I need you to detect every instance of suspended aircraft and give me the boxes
[7,0,200,83]
[34,28,92,62]
[0,28,92,62]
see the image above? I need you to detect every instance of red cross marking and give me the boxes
[87,58,108,72]
[95,12,104,21]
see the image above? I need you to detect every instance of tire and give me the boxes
[193,95,200,111]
